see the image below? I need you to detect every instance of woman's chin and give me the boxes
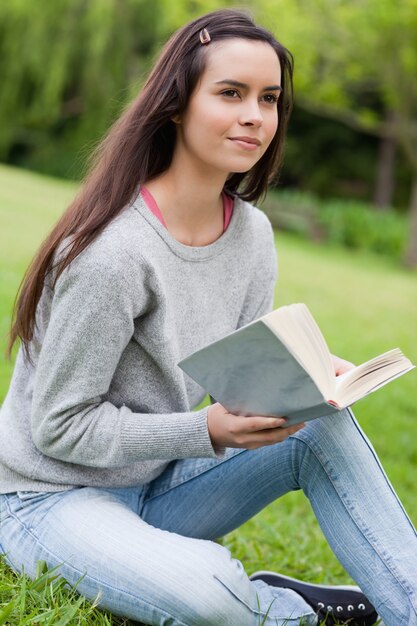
[228,164,257,174]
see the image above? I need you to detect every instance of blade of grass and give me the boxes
[0,599,16,624]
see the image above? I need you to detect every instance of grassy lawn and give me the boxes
[1,163,416,623]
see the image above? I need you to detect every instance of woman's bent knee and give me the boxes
[172,544,256,626]
[180,576,255,626]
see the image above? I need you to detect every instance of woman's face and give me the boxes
[174,38,282,177]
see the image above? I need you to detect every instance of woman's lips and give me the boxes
[228,137,261,151]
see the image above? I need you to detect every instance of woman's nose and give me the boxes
[239,100,263,127]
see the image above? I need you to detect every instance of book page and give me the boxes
[294,305,335,383]
[263,304,335,399]
[334,348,414,406]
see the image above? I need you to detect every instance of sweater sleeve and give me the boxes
[31,252,218,468]
[237,211,278,328]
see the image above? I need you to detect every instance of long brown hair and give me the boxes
[7,8,294,363]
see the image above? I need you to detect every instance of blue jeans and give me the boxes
[0,410,416,626]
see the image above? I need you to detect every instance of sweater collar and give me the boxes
[131,190,245,261]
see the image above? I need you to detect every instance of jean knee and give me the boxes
[290,408,392,503]
[179,544,255,626]
[184,582,254,626]
[287,409,364,484]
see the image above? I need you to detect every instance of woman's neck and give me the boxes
[145,157,228,247]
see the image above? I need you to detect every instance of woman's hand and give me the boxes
[332,354,356,376]
[207,402,305,450]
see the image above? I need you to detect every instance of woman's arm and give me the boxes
[31,252,218,468]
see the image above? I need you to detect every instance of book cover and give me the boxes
[178,306,414,426]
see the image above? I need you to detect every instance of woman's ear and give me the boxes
[171,114,182,125]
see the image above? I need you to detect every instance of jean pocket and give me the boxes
[0,493,47,527]
[16,491,54,508]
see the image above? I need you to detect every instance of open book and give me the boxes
[178,303,415,426]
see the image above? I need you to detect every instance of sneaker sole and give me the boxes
[249,570,361,592]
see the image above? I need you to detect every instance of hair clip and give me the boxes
[199,28,211,44]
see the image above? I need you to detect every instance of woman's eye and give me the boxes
[262,93,279,104]
[221,89,240,98]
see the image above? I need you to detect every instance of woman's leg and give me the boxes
[0,486,316,626]
[140,409,417,626]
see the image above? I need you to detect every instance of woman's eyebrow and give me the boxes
[214,79,282,91]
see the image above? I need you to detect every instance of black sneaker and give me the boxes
[249,570,379,625]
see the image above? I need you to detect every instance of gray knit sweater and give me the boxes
[0,193,277,493]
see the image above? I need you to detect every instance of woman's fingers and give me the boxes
[234,415,287,431]
[331,354,356,376]
[235,421,305,448]
[207,402,305,449]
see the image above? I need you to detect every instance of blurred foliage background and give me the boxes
[1,0,417,265]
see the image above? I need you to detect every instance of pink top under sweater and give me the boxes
[141,187,234,233]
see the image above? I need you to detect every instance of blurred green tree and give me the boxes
[0,0,162,177]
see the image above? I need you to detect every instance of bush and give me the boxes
[262,190,408,260]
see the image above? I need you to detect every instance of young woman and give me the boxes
[0,9,416,626]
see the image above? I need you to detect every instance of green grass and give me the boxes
[0,560,125,625]
[1,163,416,624]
